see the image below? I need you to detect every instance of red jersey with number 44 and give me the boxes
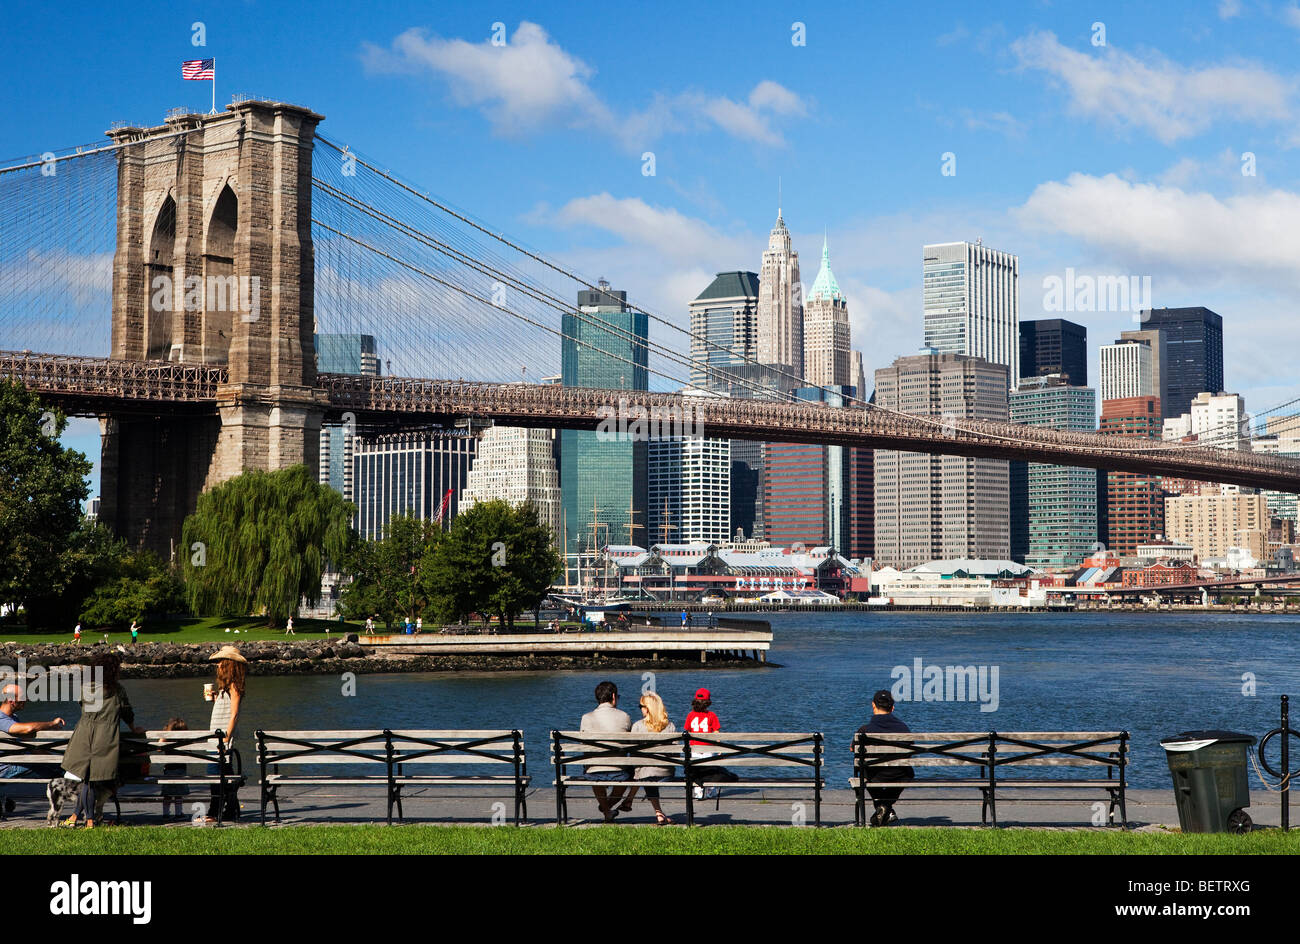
[685,711,720,745]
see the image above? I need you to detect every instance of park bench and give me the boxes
[254,729,528,825]
[0,729,239,824]
[850,730,1128,827]
[551,730,824,826]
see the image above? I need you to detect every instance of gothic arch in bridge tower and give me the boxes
[144,193,176,361]
[202,182,239,366]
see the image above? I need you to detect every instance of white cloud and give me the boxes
[1014,172,1300,289]
[1011,30,1293,143]
[361,23,611,135]
[543,193,750,265]
[961,109,1026,137]
[1284,4,1300,28]
[363,22,807,148]
[1219,0,1243,19]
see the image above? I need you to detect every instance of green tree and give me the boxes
[338,514,442,629]
[0,380,92,625]
[181,466,353,624]
[420,500,561,630]
[80,549,185,629]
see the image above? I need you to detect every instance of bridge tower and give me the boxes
[98,101,327,556]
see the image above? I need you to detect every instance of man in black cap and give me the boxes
[855,689,914,826]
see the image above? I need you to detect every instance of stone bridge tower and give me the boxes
[99,101,327,556]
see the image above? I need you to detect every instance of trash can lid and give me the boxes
[1160,730,1257,751]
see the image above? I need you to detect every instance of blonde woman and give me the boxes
[629,692,677,825]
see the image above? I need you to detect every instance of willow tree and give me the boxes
[181,465,354,624]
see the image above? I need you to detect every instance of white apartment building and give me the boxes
[1099,339,1153,401]
[460,425,562,541]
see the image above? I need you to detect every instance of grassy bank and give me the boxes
[0,615,582,646]
[0,824,1295,855]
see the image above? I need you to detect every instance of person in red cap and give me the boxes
[683,688,737,800]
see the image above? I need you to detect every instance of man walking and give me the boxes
[579,681,632,822]
[855,689,914,826]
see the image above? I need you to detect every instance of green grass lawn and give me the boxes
[0,616,366,646]
[0,823,1295,855]
[0,616,590,646]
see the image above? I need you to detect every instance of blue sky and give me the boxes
[3,0,1300,494]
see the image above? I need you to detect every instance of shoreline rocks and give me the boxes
[0,640,768,678]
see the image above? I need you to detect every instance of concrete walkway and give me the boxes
[0,784,1289,829]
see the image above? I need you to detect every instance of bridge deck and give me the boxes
[5,350,1300,492]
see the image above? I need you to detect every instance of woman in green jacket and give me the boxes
[61,651,145,828]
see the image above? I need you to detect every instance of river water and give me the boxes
[61,611,1299,790]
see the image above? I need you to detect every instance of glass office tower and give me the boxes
[560,281,649,581]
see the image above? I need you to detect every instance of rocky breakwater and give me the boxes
[0,640,767,677]
[0,640,375,679]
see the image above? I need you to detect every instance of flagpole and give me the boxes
[211,59,216,115]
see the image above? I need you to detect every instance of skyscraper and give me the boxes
[1099,396,1164,556]
[851,350,866,403]
[757,207,803,387]
[1009,377,1098,569]
[1099,340,1154,402]
[649,432,731,546]
[923,241,1019,382]
[352,430,478,540]
[874,352,1011,567]
[316,333,379,501]
[1118,328,1166,411]
[461,425,562,542]
[1138,306,1224,421]
[688,271,759,390]
[1019,318,1086,386]
[560,281,649,571]
[802,236,851,387]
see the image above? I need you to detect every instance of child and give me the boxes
[683,687,738,800]
[129,620,140,644]
[72,623,82,645]
[160,718,190,821]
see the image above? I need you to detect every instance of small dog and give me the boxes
[45,777,114,826]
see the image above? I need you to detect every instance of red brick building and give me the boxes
[1100,396,1164,556]
[1122,560,1199,587]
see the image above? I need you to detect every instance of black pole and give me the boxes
[1283,695,1290,833]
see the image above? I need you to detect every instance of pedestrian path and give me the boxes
[1,786,1282,829]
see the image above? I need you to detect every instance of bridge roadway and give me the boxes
[6,349,1300,492]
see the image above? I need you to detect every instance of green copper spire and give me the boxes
[808,233,843,302]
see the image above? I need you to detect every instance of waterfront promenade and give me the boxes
[0,784,1283,830]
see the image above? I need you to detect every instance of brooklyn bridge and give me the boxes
[2,98,1298,556]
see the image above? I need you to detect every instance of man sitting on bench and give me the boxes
[579,681,632,823]
[0,683,66,815]
[856,689,913,827]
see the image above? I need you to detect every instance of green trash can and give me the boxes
[1159,730,1257,834]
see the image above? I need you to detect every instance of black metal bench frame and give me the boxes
[0,729,239,825]
[851,730,1129,827]
[254,729,529,826]
[551,730,824,826]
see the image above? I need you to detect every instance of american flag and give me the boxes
[182,59,214,80]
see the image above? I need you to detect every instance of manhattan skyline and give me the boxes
[4,2,1299,492]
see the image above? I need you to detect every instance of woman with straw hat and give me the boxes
[204,645,247,822]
